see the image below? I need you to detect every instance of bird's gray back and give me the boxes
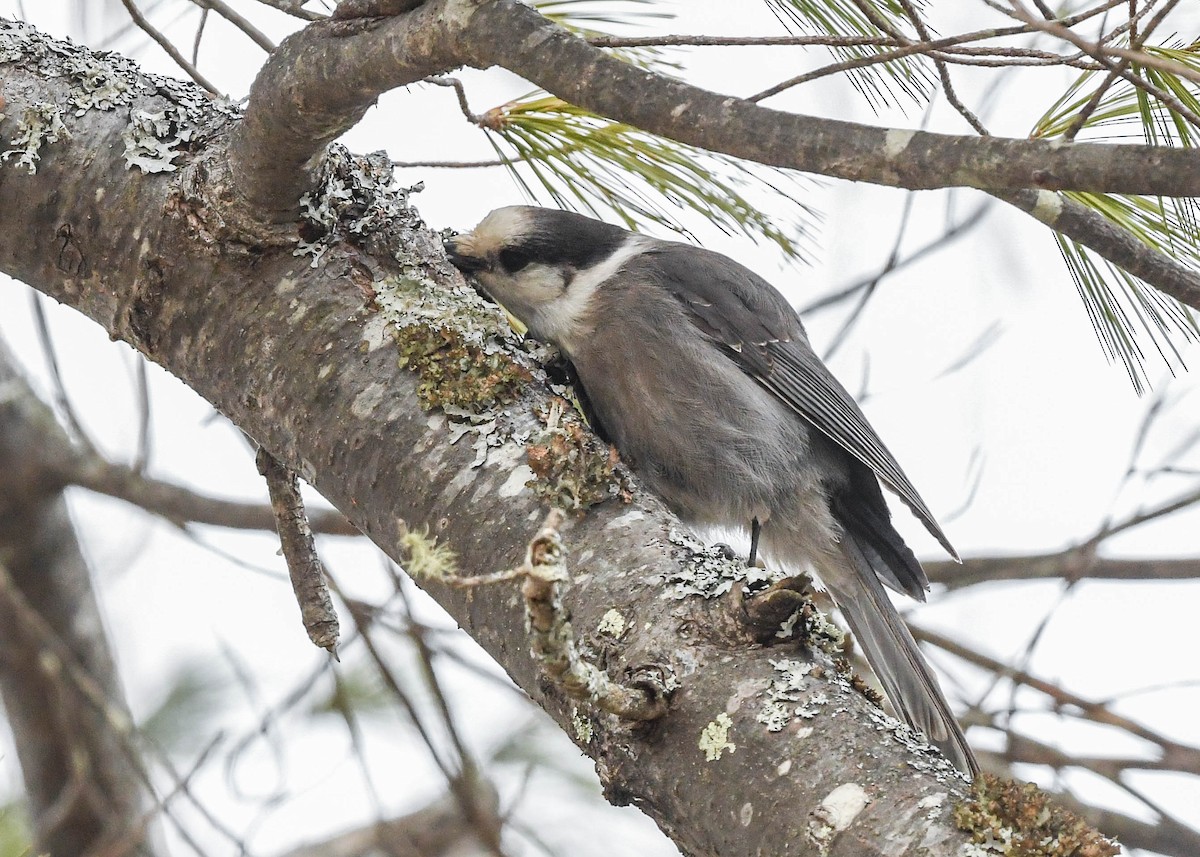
[567,264,841,543]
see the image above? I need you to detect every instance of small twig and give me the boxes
[67,452,360,535]
[0,561,220,857]
[394,585,505,855]
[897,0,989,134]
[801,200,991,315]
[188,0,276,53]
[913,623,1199,764]
[423,75,483,125]
[432,511,671,721]
[393,157,519,169]
[191,6,208,68]
[337,593,502,851]
[821,172,931,361]
[29,291,97,455]
[590,33,901,49]
[248,0,324,20]
[87,733,227,857]
[749,0,1129,102]
[255,448,340,655]
[131,358,152,474]
[118,0,221,95]
[1007,0,1200,86]
[1085,483,1200,547]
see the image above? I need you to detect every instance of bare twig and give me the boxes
[1007,0,1200,85]
[423,75,483,124]
[190,7,208,67]
[131,358,152,474]
[913,623,1200,770]
[118,0,221,94]
[255,448,340,654]
[188,0,276,53]
[748,0,1130,102]
[250,0,324,21]
[68,453,361,535]
[925,551,1200,589]
[29,291,97,454]
[801,200,991,315]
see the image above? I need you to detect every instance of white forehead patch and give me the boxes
[470,206,535,254]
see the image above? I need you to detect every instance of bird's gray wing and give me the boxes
[635,241,959,562]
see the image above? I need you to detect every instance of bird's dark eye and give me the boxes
[498,247,531,274]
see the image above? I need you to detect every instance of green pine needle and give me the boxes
[1033,41,1200,392]
[479,94,817,261]
[536,0,681,72]
[763,0,934,110]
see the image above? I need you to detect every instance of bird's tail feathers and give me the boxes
[821,538,979,777]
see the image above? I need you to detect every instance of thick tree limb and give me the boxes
[0,41,988,856]
[223,0,1200,312]
[231,0,1200,207]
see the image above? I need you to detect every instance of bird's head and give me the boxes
[444,206,638,348]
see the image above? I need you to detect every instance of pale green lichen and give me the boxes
[597,608,625,638]
[954,774,1119,857]
[571,708,593,743]
[397,524,459,581]
[396,322,532,412]
[64,53,138,115]
[0,103,69,174]
[699,712,736,761]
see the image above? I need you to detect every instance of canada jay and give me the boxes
[445,206,978,776]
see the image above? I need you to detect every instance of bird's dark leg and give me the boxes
[748,517,761,568]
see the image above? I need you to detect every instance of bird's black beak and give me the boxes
[443,236,484,274]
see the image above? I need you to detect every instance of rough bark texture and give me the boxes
[0,33,984,857]
[0,342,151,856]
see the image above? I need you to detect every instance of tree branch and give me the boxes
[0,38,987,856]
[0,341,155,857]
[926,552,1200,588]
[227,0,1200,220]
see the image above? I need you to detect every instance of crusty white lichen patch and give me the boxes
[0,18,238,175]
[662,528,783,599]
[807,783,869,855]
[123,103,196,173]
[757,658,814,731]
[699,712,736,761]
[865,701,964,781]
[296,145,421,265]
[0,102,68,173]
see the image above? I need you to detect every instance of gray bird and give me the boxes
[445,206,978,776]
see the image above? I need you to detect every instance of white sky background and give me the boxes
[0,1,1198,855]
